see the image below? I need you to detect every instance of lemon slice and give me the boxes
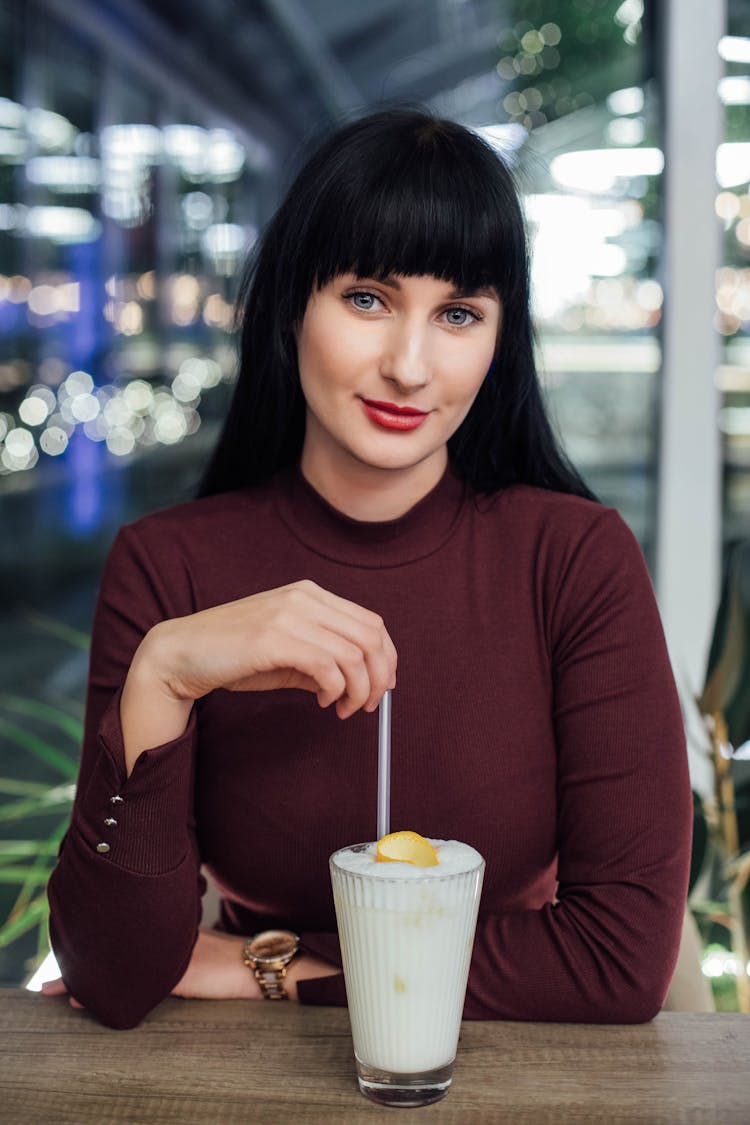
[376,830,439,867]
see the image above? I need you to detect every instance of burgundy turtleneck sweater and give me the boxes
[47,461,692,1029]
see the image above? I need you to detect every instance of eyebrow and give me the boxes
[364,275,499,301]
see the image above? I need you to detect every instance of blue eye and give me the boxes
[347,291,380,310]
[444,306,481,327]
[344,290,482,327]
[446,307,471,326]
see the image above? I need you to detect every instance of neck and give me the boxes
[299,444,449,522]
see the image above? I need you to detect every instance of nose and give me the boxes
[379,317,433,392]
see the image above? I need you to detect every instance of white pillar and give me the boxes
[657,0,725,695]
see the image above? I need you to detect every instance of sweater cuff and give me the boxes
[72,687,197,875]
[297,931,346,1006]
[296,972,347,1006]
[300,930,342,967]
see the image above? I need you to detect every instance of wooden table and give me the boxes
[1,989,748,1123]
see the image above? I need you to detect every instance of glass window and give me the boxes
[718,8,750,544]
[503,4,661,561]
[0,1,267,985]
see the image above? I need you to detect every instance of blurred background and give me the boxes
[1,0,749,1009]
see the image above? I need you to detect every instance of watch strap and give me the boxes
[242,935,297,1000]
[252,964,290,1001]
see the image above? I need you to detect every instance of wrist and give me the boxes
[137,620,196,704]
[120,629,195,777]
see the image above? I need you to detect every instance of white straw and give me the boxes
[377,689,392,840]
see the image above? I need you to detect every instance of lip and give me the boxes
[362,399,428,417]
[361,400,429,432]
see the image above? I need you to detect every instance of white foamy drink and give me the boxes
[330,838,484,1100]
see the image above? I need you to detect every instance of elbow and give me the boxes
[55,969,167,1030]
[584,973,667,1025]
[84,996,156,1030]
[606,986,662,1025]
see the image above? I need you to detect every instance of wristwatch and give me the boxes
[242,929,300,1000]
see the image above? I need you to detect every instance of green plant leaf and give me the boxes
[0,717,78,779]
[0,778,52,797]
[22,609,90,651]
[36,919,51,963]
[0,840,62,860]
[5,818,69,925]
[689,899,732,915]
[49,816,70,846]
[0,694,83,743]
[0,896,49,948]
[0,866,53,884]
[0,785,75,823]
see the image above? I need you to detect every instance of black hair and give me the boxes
[197,105,596,502]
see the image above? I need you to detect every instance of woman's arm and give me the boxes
[47,523,396,1028]
[119,567,398,778]
[46,526,204,1028]
[44,929,343,1006]
[459,510,691,1021]
[297,511,693,1022]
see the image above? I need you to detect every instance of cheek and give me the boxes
[441,350,493,406]
[299,317,368,389]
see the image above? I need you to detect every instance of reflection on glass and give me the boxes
[0,20,259,525]
[717,25,750,543]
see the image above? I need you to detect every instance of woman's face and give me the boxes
[295,272,502,486]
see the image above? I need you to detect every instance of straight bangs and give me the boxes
[283,120,527,326]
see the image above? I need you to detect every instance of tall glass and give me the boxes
[330,840,484,1108]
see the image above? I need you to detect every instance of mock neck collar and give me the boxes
[271,460,468,568]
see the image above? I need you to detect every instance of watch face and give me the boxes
[248,930,298,961]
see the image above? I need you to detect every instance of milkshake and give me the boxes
[330,836,484,1107]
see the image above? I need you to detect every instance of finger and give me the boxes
[69,996,84,1010]
[291,594,396,710]
[272,633,359,714]
[294,582,398,683]
[292,621,383,718]
[315,614,391,713]
[41,978,67,996]
[332,639,372,720]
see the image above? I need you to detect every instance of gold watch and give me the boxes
[242,929,300,1000]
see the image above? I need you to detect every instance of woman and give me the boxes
[44,107,692,1029]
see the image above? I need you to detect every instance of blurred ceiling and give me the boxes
[38,0,505,164]
[33,0,726,180]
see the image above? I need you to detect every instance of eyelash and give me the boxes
[343,289,484,327]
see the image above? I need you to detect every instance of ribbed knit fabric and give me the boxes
[46,460,692,1029]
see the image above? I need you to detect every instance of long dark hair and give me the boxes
[198,106,595,502]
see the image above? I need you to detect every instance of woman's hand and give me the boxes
[170,930,341,1001]
[40,929,341,1008]
[150,579,397,715]
[122,579,397,774]
[40,977,84,1009]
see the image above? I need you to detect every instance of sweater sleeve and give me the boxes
[298,509,693,1021]
[465,508,692,1021]
[46,526,203,1029]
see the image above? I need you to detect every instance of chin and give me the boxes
[348,443,439,474]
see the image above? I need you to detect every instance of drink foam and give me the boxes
[331,839,482,878]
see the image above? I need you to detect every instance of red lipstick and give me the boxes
[361,399,429,432]
[362,399,428,416]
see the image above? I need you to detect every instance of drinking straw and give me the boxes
[377,689,392,840]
